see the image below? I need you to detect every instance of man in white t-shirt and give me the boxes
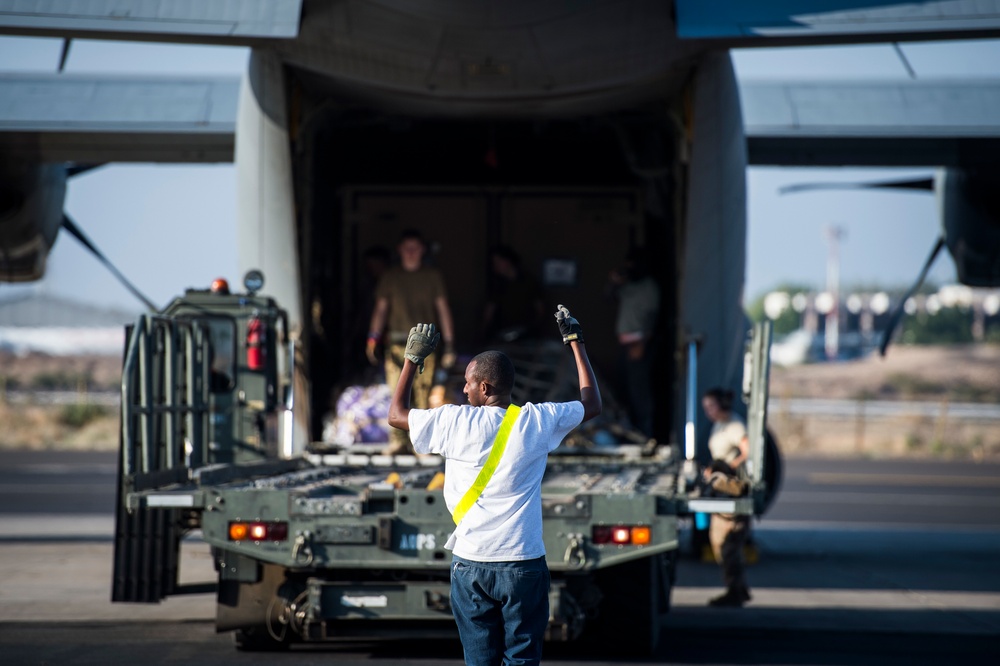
[388,305,602,666]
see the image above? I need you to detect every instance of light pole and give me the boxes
[824,226,845,360]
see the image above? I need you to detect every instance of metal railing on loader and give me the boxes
[112,314,215,603]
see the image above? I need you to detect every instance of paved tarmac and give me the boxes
[673,524,1000,636]
[1,450,998,664]
[2,518,998,634]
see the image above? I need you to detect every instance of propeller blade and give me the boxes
[58,38,72,73]
[779,178,934,196]
[60,214,158,313]
[66,164,104,178]
[878,237,946,357]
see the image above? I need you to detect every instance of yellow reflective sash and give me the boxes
[451,404,521,526]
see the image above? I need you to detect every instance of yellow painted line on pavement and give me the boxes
[808,473,1000,487]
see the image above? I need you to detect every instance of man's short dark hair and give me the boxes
[471,350,515,395]
[491,245,521,268]
[703,387,734,412]
[399,228,425,245]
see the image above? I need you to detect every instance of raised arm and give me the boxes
[570,340,602,422]
[387,323,441,431]
[387,359,418,431]
[554,304,602,422]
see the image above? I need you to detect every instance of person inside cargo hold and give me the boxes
[607,248,660,437]
[367,228,456,454]
[482,245,546,343]
[701,387,752,607]
[387,305,602,666]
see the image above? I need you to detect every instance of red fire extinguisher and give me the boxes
[246,315,265,371]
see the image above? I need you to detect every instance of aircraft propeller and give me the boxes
[780,176,941,356]
[29,25,145,307]
[59,213,159,313]
[877,237,945,357]
[778,178,934,195]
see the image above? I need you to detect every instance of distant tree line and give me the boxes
[748,283,1000,346]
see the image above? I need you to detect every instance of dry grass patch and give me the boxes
[0,401,119,451]
[771,344,1000,403]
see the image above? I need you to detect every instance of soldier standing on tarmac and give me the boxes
[387,305,602,666]
[701,387,752,607]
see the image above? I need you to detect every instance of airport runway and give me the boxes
[1,450,998,664]
[771,397,1000,421]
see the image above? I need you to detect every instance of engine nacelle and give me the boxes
[0,159,66,282]
[938,168,1000,288]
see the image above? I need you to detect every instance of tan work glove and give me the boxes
[405,323,441,374]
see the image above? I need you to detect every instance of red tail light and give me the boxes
[591,525,652,546]
[228,521,288,542]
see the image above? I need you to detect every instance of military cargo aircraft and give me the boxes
[2,1,1000,448]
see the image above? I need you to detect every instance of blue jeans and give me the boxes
[450,555,550,666]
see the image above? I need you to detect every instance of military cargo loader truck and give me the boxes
[112,272,772,654]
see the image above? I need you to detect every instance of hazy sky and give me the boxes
[732,39,1000,301]
[1,35,999,313]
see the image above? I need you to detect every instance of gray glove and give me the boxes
[405,323,441,373]
[554,304,584,345]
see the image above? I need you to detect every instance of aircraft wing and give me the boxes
[677,1,1000,41]
[0,0,301,44]
[741,79,1000,167]
[5,1,997,47]
[0,74,239,163]
[8,75,1000,169]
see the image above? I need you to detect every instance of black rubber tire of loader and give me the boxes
[233,626,293,652]
[583,551,674,657]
